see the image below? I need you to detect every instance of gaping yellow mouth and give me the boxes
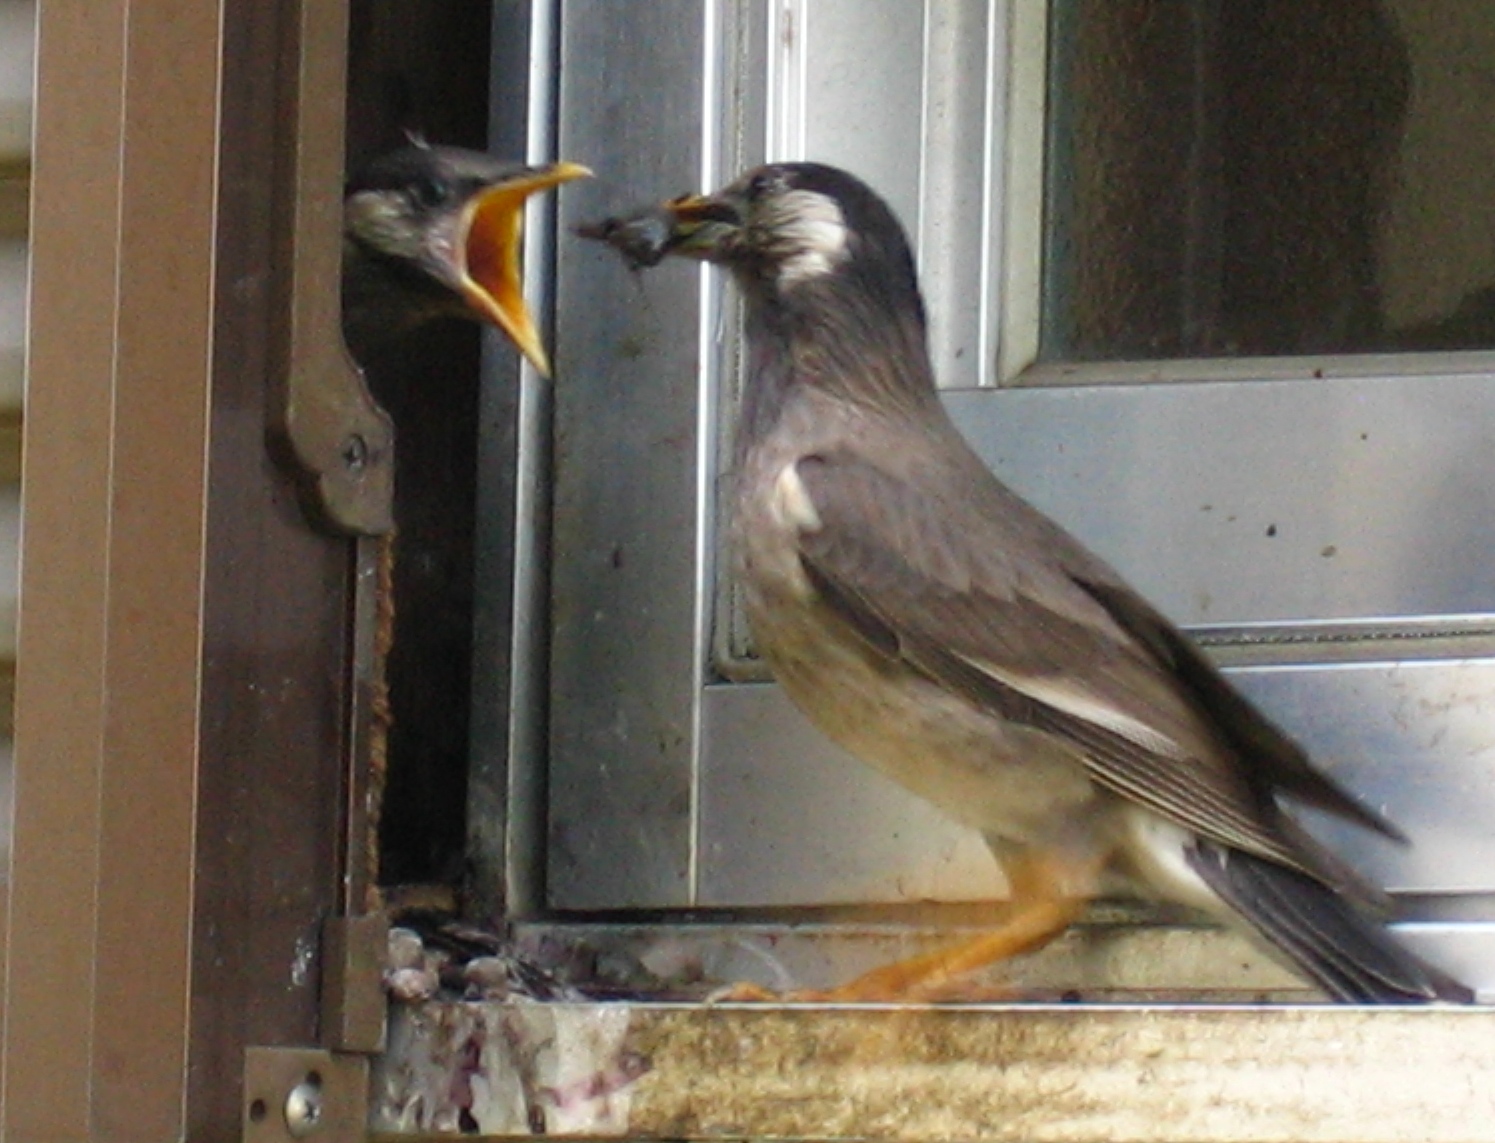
[459,160,592,376]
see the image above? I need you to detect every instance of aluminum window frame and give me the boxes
[535,1,1495,1007]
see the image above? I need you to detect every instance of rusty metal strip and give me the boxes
[343,531,395,915]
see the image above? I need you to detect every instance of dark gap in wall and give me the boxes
[345,1,494,893]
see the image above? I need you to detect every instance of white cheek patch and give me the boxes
[770,461,823,534]
[769,189,850,285]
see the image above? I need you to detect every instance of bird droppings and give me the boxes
[290,931,317,989]
[373,1001,1495,1140]
[382,917,582,1005]
[366,912,1495,1133]
[374,1001,645,1135]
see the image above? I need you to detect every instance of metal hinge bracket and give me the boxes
[243,915,389,1142]
[275,0,395,536]
[243,1047,369,1143]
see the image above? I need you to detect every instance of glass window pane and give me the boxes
[1043,0,1495,361]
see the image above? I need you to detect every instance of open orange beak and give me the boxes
[458,161,591,376]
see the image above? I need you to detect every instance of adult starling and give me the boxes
[585,163,1472,1004]
[344,140,589,370]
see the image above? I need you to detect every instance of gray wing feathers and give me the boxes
[792,449,1392,887]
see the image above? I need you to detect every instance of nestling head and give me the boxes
[343,141,589,373]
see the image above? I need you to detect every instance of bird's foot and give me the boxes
[705,975,1019,1005]
[899,977,1021,1004]
[704,955,1026,1004]
[705,981,832,1003]
[707,854,1092,1004]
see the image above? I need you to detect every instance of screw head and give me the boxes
[284,1075,323,1138]
[341,433,368,472]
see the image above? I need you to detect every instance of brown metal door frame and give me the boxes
[5,1,358,1138]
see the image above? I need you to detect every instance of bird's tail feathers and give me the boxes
[1187,843,1472,1004]
[1271,811,1393,915]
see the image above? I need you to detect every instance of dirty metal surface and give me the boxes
[372,999,1495,1142]
[507,910,1495,1008]
[511,915,1314,1002]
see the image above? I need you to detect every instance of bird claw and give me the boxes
[704,975,1019,1005]
[705,981,834,1004]
[900,978,1020,1004]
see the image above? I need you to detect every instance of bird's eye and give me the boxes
[409,175,449,209]
[747,170,780,201]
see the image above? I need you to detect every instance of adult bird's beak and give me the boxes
[458,161,592,375]
[656,192,743,259]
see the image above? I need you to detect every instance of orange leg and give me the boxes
[713,850,1098,1003]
